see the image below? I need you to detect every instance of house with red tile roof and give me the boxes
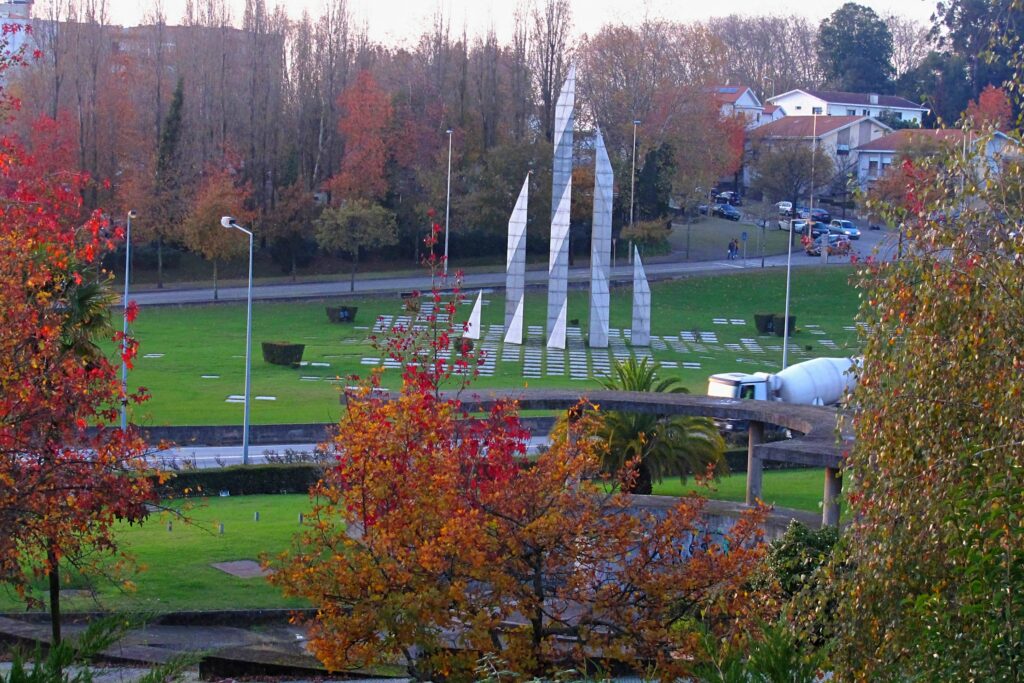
[767,89,928,126]
[854,128,1020,189]
[709,85,774,128]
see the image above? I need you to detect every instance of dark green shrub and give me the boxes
[620,218,671,256]
[261,341,304,366]
[158,463,322,497]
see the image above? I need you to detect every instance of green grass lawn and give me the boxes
[0,468,825,613]
[114,266,862,425]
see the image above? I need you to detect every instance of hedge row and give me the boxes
[158,463,322,497]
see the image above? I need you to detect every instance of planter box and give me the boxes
[325,306,358,323]
[262,341,305,366]
[754,313,775,335]
[772,315,796,337]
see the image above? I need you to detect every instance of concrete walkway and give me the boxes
[131,229,897,307]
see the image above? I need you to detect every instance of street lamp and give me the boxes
[443,128,453,276]
[221,216,254,466]
[120,209,137,431]
[629,119,641,264]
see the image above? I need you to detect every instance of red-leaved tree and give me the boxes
[270,225,773,680]
[0,33,159,643]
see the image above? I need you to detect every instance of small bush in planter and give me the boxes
[325,305,358,323]
[262,341,305,366]
[754,313,775,334]
[772,315,796,337]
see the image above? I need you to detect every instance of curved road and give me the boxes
[130,227,898,306]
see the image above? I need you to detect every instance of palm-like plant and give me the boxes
[595,357,725,494]
[57,277,117,361]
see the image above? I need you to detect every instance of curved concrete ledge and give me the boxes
[440,388,848,526]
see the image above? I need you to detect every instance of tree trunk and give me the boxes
[157,236,164,289]
[213,260,219,301]
[291,251,297,283]
[47,546,61,646]
[629,461,653,496]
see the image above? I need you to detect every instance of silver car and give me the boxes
[829,219,861,239]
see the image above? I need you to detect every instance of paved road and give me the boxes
[130,227,897,306]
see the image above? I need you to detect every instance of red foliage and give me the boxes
[0,126,159,604]
[327,70,393,202]
[964,85,1012,130]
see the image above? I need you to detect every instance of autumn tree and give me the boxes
[263,181,323,280]
[270,260,774,680]
[832,130,1024,679]
[0,134,158,645]
[329,70,392,201]
[315,200,398,291]
[964,84,1013,129]
[180,164,254,300]
[749,140,835,213]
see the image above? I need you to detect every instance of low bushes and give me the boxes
[158,463,321,497]
[325,305,358,323]
[620,218,672,256]
[261,341,305,366]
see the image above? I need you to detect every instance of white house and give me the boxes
[745,115,893,189]
[710,85,767,128]
[767,89,929,126]
[0,0,33,57]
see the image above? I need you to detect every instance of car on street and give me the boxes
[713,203,742,221]
[776,201,794,216]
[805,234,851,256]
[778,218,807,232]
[716,191,742,206]
[799,207,832,223]
[829,219,861,239]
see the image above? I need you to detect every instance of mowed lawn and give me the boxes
[110,266,863,425]
[0,468,826,613]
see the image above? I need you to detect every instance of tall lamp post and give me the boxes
[629,119,640,264]
[221,216,253,465]
[443,128,453,276]
[120,209,137,431]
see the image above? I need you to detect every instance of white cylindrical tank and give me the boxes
[774,357,857,405]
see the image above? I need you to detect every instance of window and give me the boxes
[895,112,903,120]
[795,105,802,111]
[863,109,870,116]
[847,108,856,116]
[740,384,757,400]
[812,106,823,115]
[868,160,879,176]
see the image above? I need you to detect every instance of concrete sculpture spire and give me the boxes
[503,175,529,345]
[631,246,651,347]
[464,290,483,341]
[588,127,612,349]
[546,63,575,350]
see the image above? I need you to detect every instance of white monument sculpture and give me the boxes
[631,246,651,346]
[504,175,529,345]
[588,128,612,349]
[546,64,575,350]
[464,290,483,340]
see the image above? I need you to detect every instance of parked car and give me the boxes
[697,204,710,215]
[717,191,742,206]
[776,201,794,216]
[778,218,807,232]
[713,203,742,221]
[799,207,831,223]
[829,219,861,239]
[805,234,851,256]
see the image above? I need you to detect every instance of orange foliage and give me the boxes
[964,85,1012,130]
[327,70,393,202]
[270,247,774,680]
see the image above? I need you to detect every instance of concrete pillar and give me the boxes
[745,420,764,505]
[823,466,842,527]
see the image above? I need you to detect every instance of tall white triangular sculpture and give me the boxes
[546,63,575,350]
[504,175,529,345]
[589,127,612,349]
[464,291,483,340]
[631,247,651,347]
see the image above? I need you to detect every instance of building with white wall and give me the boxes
[767,89,928,126]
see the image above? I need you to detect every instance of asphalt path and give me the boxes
[130,226,898,307]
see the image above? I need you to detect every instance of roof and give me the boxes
[772,88,927,112]
[750,115,877,139]
[762,103,780,115]
[855,128,1015,152]
[709,85,759,106]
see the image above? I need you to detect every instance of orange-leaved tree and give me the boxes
[0,131,160,643]
[270,225,774,680]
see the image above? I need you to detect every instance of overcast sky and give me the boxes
[98,0,937,44]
